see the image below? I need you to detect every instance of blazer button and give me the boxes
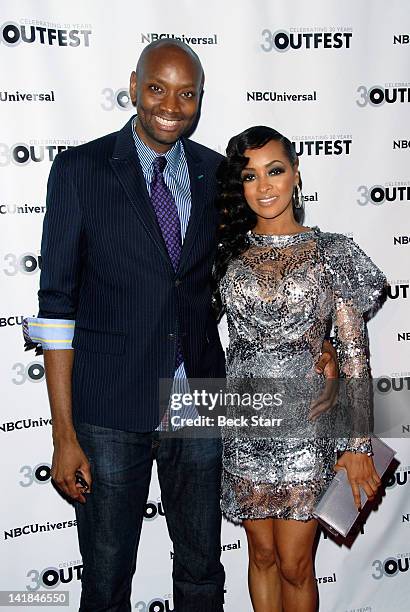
[175,279,181,287]
[168,333,176,340]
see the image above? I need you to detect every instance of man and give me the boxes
[25,39,337,611]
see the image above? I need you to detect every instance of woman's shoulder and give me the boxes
[314,228,354,250]
[314,228,387,312]
[314,228,367,261]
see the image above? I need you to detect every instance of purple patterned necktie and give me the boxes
[150,156,182,271]
[150,156,183,368]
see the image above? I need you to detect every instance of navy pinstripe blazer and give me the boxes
[38,116,226,432]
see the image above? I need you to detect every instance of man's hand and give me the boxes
[334,451,381,510]
[315,339,338,378]
[43,350,91,502]
[309,339,339,421]
[51,438,92,503]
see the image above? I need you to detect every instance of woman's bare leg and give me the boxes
[273,518,318,612]
[243,518,282,611]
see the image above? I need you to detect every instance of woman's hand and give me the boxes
[334,451,381,510]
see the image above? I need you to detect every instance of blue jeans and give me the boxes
[75,423,225,611]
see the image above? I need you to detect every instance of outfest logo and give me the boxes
[135,597,174,612]
[356,181,410,205]
[372,554,410,580]
[291,134,352,156]
[261,27,353,52]
[2,251,42,275]
[385,466,410,489]
[357,83,410,107]
[387,283,409,299]
[25,560,82,591]
[0,20,91,47]
[0,139,86,166]
[143,499,165,521]
[101,87,133,111]
[375,374,410,392]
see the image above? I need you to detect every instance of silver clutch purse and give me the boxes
[313,437,396,537]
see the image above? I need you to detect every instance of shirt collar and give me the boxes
[131,117,182,176]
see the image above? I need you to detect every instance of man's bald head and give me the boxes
[129,38,205,153]
[136,39,204,87]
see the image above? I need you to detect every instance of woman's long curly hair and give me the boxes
[212,125,304,321]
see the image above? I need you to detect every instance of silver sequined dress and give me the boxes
[219,227,386,522]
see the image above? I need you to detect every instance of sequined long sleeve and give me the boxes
[325,235,387,454]
[333,300,373,453]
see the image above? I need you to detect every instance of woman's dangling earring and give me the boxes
[294,185,303,208]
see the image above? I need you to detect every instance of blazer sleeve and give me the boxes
[23,153,84,353]
[38,152,84,320]
[23,155,84,354]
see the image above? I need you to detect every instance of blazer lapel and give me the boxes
[109,117,172,267]
[179,139,208,273]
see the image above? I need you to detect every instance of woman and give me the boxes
[213,126,386,612]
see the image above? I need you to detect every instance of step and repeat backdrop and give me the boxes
[1,1,409,610]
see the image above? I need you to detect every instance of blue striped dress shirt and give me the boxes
[131,120,198,429]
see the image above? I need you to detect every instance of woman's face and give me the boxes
[241,139,299,223]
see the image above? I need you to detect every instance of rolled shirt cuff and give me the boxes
[23,317,75,351]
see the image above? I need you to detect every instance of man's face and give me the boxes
[130,46,203,153]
